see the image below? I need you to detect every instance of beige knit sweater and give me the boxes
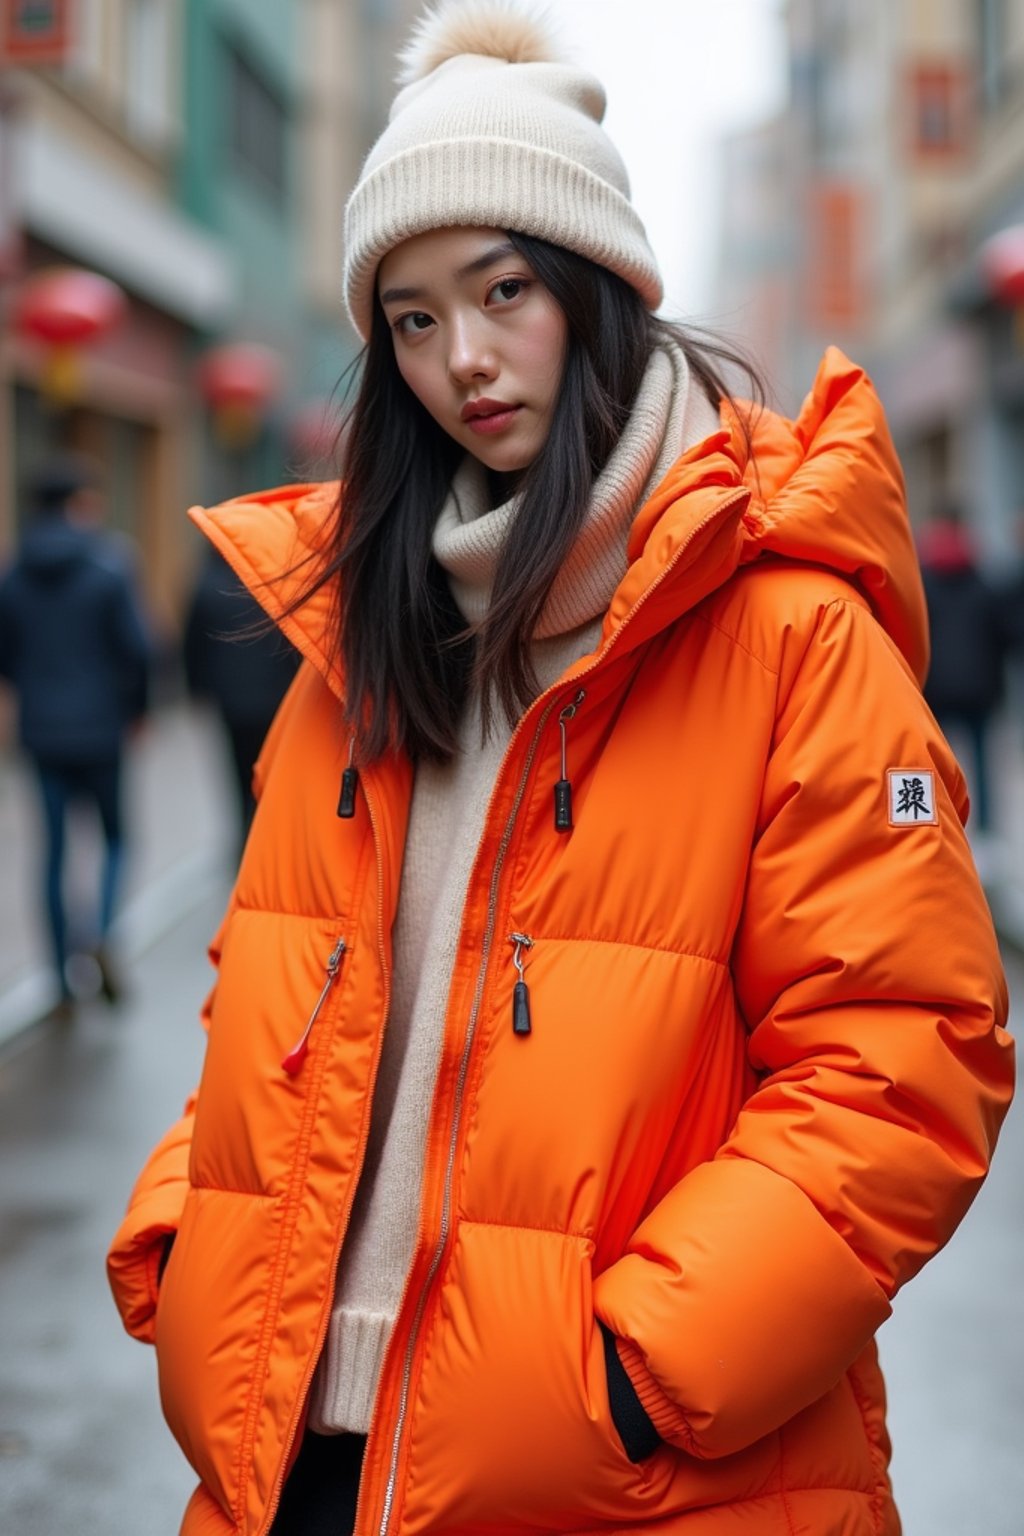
[307,342,720,1434]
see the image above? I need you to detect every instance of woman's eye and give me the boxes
[488,278,528,305]
[396,312,433,335]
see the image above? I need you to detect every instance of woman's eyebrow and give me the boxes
[454,240,518,280]
[379,241,519,306]
[378,282,425,305]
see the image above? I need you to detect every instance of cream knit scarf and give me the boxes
[308,339,720,1436]
[434,337,718,645]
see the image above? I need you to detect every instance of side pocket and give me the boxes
[155,1185,277,1521]
[157,1233,176,1284]
[598,1320,661,1463]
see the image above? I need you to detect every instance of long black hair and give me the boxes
[285,232,764,764]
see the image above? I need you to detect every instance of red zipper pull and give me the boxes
[282,938,346,1075]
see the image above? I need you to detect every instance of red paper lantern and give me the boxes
[288,398,341,466]
[14,266,126,345]
[197,342,282,412]
[197,343,284,447]
[12,266,127,401]
[980,224,1024,307]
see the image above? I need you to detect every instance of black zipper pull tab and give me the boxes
[508,932,534,1036]
[282,937,346,1075]
[337,734,359,819]
[554,689,586,833]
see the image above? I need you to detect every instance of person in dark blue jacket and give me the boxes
[0,454,152,1018]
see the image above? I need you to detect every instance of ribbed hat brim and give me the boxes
[344,137,663,338]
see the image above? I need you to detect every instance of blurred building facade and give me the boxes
[0,0,418,629]
[716,0,1024,558]
[0,0,219,629]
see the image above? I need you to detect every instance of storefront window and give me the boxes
[977,0,1007,112]
[124,0,175,146]
[226,42,288,204]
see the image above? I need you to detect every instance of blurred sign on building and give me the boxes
[0,0,70,66]
[906,61,973,163]
[807,180,865,330]
[0,81,20,277]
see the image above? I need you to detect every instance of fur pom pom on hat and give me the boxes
[396,0,562,82]
[342,0,663,339]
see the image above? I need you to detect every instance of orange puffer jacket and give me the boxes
[109,351,1012,1536]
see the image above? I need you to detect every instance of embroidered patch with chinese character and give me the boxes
[887,768,938,827]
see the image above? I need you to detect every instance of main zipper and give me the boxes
[372,487,749,1536]
[375,688,565,1536]
[266,774,392,1536]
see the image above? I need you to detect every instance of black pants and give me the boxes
[270,1431,365,1536]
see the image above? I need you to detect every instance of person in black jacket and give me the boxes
[0,455,152,1019]
[996,514,1024,706]
[919,506,1005,833]
[183,546,300,846]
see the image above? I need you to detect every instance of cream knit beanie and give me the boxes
[343,0,663,339]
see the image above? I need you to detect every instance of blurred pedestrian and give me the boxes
[996,512,1024,718]
[107,7,1012,1536]
[183,545,300,844]
[918,505,1005,832]
[0,453,151,1019]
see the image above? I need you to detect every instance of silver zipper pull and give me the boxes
[508,932,534,1036]
[554,689,586,833]
[281,937,346,1075]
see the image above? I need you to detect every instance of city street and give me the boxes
[0,873,1020,1534]
[4,2,1024,1531]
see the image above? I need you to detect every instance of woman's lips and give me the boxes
[464,405,521,436]
[460,398,522,435]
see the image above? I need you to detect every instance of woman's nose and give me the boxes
[446,318,497,384]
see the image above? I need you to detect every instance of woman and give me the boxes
[108,5,1013,1534]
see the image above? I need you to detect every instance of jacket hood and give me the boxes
[16,520,97,584]
[190,348,928,700]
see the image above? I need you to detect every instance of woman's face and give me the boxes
[377,227,567,476]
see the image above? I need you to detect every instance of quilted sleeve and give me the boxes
[105,664,312,1342]
[107,907,231,1344]
[593,594,1013,1459]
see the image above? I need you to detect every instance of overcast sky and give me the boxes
[546,0,788,318]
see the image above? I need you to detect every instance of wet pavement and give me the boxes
[0,887,222,1534]
[0,869,1021,1534]
[881,949,1024,1533]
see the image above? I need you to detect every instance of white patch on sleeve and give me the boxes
[887,768,938,827]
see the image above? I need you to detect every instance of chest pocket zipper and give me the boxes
[281,937,347,1076]
[554,689,586,832]
[508,932,534,1036]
